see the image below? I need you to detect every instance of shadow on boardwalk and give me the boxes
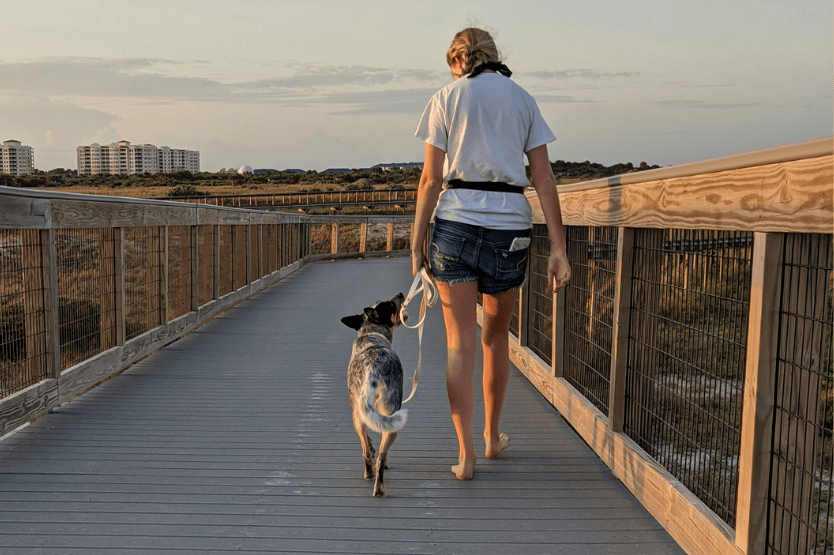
[0,258,684,554]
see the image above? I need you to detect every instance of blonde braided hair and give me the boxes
[446,28,501,76]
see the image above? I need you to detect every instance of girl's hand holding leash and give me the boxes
[411,249,430,278]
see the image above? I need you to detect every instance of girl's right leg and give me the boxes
[436,279,479,480]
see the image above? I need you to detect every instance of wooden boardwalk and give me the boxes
[0,258,684,554]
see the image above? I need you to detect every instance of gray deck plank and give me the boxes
[0,258,684,554]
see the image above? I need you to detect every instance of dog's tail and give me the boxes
[361,375,408,433]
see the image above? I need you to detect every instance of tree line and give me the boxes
[0,159,660,194]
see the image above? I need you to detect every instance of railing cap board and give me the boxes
[0,187,315,229]
[306,214,414,225]
[553,136,832,193]
[0,193,52,229]
[152,187,415,201]
[529,137,833,233]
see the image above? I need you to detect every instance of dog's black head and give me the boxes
[341,292,406,332]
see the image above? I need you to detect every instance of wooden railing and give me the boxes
[160,187,416,211]
[492,137,833,555]
[0,190,410,437]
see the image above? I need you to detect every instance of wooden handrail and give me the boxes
[528,136,833,234]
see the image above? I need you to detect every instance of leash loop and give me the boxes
[399,267,437,404]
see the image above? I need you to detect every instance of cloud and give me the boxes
[0,97,120,144]
[534,94,599,104]
[0,57,447,107]
[659,81,735,89]
[0,57,622,115]
[0,97,121,168]
[650,100,760,109]
[525,69,641,80]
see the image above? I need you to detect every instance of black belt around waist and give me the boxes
[446,179,524,194]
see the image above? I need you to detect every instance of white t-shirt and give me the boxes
[415,73,556,230]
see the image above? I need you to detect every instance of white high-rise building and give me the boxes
[77,141,200,175]
[1,140,34,176]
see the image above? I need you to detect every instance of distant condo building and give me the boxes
[76,140,200,175]
[1,140,35,176]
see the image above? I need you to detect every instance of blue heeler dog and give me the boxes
[341,293,408,497]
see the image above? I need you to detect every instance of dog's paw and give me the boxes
[373,484,386,497]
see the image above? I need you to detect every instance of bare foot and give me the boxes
[485,433,510,459]
[451,456,476,480]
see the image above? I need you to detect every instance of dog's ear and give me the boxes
[366,302,395,327]
[341,314,364,330]
[364,306,381,325]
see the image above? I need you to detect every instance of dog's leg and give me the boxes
[352,409,375,479]
[373,431,398,497]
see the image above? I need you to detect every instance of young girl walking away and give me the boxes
[411,27,571,481]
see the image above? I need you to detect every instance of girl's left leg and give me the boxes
[481,288,517,458]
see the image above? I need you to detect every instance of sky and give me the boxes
[1,0,831,172]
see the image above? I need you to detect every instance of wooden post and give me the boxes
[190,225,199,312]
[213,225,220,300]
[101,229,117,351]
[609,227,635,432]
[245,223,252,286]
[387,222,394,252]
[552,288,566,378]
[114,228,125,346]
[161,226,169,324]
[360,222,368,253]
[258,224,264,278]
[735,232,784,555]
[233,225,241,290]
[147,227,162,328]
[42,229,59,378]
[519,270,531,347]
[331,223,339,255]
[20,229,54,378]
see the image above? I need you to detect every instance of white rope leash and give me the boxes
[399,267,437,404]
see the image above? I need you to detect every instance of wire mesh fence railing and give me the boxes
[0,229,49,396]
[56,228,115,369]
[502,222,832,555]
[563,225,618,415]
[0,189,409,436]
[527,224,553,365]
[767,232,833,555]
[624,228,752,527]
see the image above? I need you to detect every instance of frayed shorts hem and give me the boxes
[432,275,525,296]
[429,218,530,296]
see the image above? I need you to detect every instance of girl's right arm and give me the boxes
[411,143,446,276]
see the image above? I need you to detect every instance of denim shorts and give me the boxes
[430,218,531,295]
